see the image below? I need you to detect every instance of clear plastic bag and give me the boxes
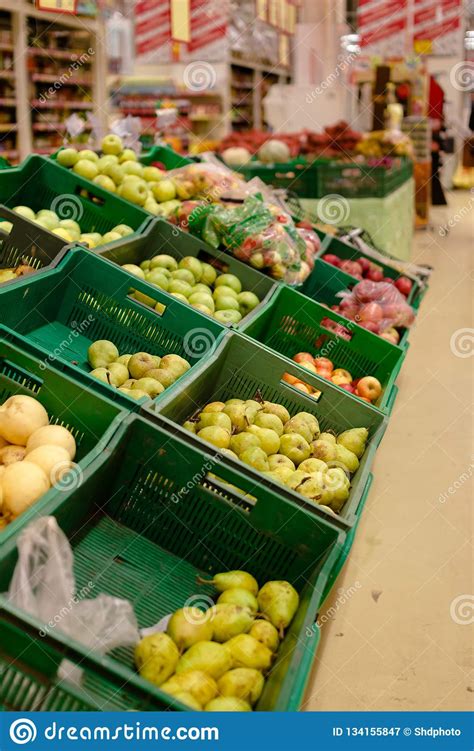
[337,279,416,334]
[7,516,139,684]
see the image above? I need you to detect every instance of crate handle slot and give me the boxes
[127,292,166,317]
[74,184,106,207]
[202,473,257,510]
[0,356,44,393]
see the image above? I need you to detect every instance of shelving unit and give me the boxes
[0,0,107,163]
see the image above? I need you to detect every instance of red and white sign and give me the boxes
[358,0,408,56]
[413,0,462,55]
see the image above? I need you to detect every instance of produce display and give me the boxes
[183,397,368,513]
[329,280,415,342]
[322,252,414,298]
[134,571,299,711]
[87,340,191,399]
[0,395,76,528]
[122,254,261,325]
[0,260,35,283]
[285,353,382,405]
[11,204,133,248]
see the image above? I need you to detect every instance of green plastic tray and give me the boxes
[96,217,278,330]
[234,158,319,198]
[0,603,174,711]
[317,233,425,310]
[0,413,346,712]
[0,204,69,282]
[139,145,192,169]
[1,155,149,240]
[300,259,410,349]
[0,247,226,411]
[0,327,125,548]
[144,331,388,526]
[316,157,413,199]
[242,284,405,415]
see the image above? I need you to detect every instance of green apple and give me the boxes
[79,149,99,162]
[140,260,150,271]
[57,148,78,167]
[13,206,36,221]
[188,292,214,310]
[37,212,60,230]
[170,292,188,304]
[133,378,164,398]
[0,221,12,233]
[192,283,213,296]
[122,263,145,280]
[97,155,119,171]
[178,257,202,281]
[118,178,148,206]
[168,280,193,297]
[201,263,217,286]
[112,224,134,237]
[213,286,238,301]
[33,218,53,230]
[144,197,160,215]
[119,148,138,162]
[93,174,116,193]
[239,446,269,471]
[170,268,195,285]
[88,339,119,368]
[115,354,132,367]
[192,303,213,316]
[103,163,124,185]
[152,179,176,202]
[58,219,81,236]
[197,426,231,450]
[73,159,99,180]
[215,295,240,312]
[107,362,129,387]
[128,352,161,379]
[142,166,164,182]
[215,273,242,294]
[100,231,122,245]
[146,269,169,289]
[80,232,101,248]
[237,291,260,316]
[121,160,143,177]
[214,310,242,324]
[101,134,123,155]
[150,254,178,271]
[52,228,73,242]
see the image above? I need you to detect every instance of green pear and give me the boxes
[134,633,179,686]
[279,434,311,465]
[197,426,231,450]
[249,620,280,652]
[262,401,290,424]
[107,362,129,387]
[229,432,260,456]
[310,438,337,462]
[320,432,336,444]
[90,367,112,384]
[324,467,350,511]
[298,458,328,474]
[268,454,295,471]
[217,668,264,705]
[161,670,217,706]
[159,354,191,377]
[176,641,232,680]
[337,427,368,458]
[294,412,320,439]
[297,474,325,504]
[246,426,280,455]
[133,378,165,397]
[239,446,269,472]
[264,466,293,484]
[88,339,119,368]
[211,604,254,642]
[147,368,177,388]
[197,412,232,432]
[253,412,284,435]
[226,634,272,671]
[183,420,197,433]
[128,352,161,379]
[167,607,214,651]
[198,570,258,595]
[115,354,132,368]
[283,417,312,444]
[217,588,258,613]
[223,403,248,432]
[205,697,251,711]
[257,581,299,637]
[164,690,202,710]
[285,470,312,491]
[335,444,359,473]
[201,401,225,413]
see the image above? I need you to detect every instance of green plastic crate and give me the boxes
[144,332,388,525]
[316,157,413,199]
[1,155,149,240]
[0,247,226,411]
[139,144,192,169]
[300,259,410,349]
[0,327,125,548]
[0,603,175,711]
[96,217,278,330]
[317,233,425,310]
[0,413,346,711]
[0,204,68,284]
[242,284,404,415]
[234,158,319,198]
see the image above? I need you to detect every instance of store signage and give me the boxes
[36,0,77,13]
[170,0,190,42]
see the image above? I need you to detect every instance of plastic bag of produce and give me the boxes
[7,516,139,685]
[167,161,246,201]
[188,193,315,285]
[336,279,415,335]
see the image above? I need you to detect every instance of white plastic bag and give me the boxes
[8,517,140,684]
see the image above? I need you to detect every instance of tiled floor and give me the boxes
[304,192,473,711]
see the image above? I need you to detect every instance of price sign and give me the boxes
[36,0,77,13]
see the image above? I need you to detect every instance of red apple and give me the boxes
[357,257,371,274]
[367,268,383,282]
[352,378,361,389]
[395,276,413,296]
[294,381,312,394]
[314,357,333,371]
[332,373,352,386]
[339,383,355,393]
[358,395,372,403]
[359,302,383,323]
[333,367,353,382]
[317,369,333,380]
[385,326,400,344]
[382,276,395,285]
[283,372,299,385]
[340,260,363,277]
[380,332,398,344]
[322,253,341,267]
[298,361,318,375]
[360,321,380,334]
[293,352,315,365]
[356,376,382,401]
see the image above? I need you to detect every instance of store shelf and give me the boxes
[31,72,93,85]
[0,124,17,132]
[0,70,14,79]
[28,46,93,61]
[31,99,93,109]
[0,97,16,106]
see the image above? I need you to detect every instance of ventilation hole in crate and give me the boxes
[0,361,42,394]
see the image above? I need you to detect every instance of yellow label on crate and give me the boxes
[171,0,190,43]
[37,0,76,12]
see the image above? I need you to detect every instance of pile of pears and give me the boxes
[122,253,261,326]
[183,397,369,512]
[134,570,299,711]
[87,339,190,400]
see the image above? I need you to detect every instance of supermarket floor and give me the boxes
[304,191,473,711]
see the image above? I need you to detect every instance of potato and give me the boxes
[1,461,50,517]
[0,445,26,465]
[0,395,48,445]
[0,436,9,450]
[26,425,76,460]
[27,445,72,484]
